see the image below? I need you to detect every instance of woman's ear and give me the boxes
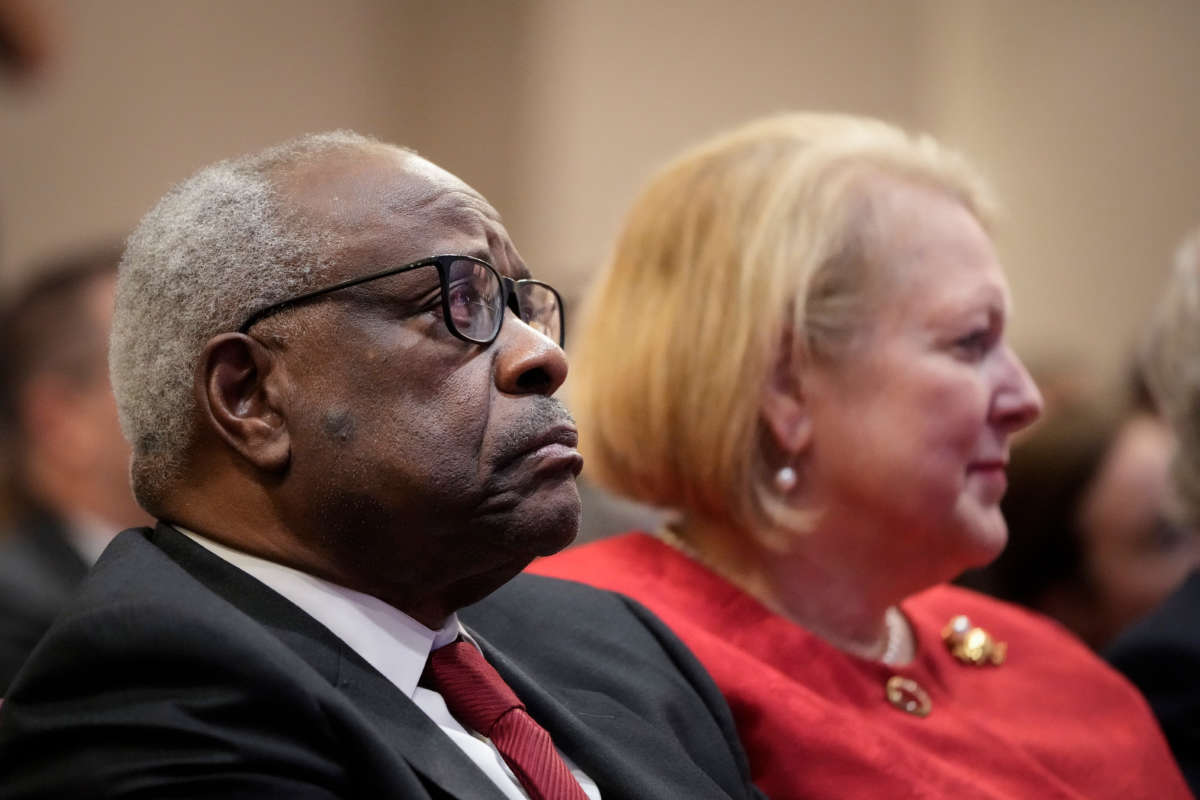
[195,333,290,472]
[761,328,813,456]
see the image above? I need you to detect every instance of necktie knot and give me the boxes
[424,640,524,736]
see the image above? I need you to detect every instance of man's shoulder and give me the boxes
[6,525,334,699]
[465,570,665,646]
[463,573,759,800]
[44,525,237,639]
[474,569,630,610]
[463,571,731,719]
[0,525,387,798]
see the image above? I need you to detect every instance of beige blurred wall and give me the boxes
[0,0,532,280]
[2,0,1198,392]
[1,0,414,276]
[920,0,1200,386]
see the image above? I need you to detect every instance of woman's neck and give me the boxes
[667,517,916,664]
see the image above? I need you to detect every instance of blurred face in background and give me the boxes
[1080,413,1200,643]
[19,271,144,526]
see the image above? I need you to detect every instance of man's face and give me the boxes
[264,148,582,610]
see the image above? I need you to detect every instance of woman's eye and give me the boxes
[953,329,993,359]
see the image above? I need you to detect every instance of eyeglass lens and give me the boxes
[513,280,561,342]
[445,258,561,344]
[446,259,503,342]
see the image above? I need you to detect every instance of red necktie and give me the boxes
[423,640,589,800]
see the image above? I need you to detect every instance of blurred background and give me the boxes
[2,0,1198,387]
[1,0,1199,657]
[2,0,1200,540]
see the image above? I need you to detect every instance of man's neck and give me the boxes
[163,496,459,630]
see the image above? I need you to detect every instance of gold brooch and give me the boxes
[885,675,932,717]
[942,615,1006,666]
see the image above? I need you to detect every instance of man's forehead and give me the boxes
[284,149,500,233]
[288,147,465,205]
[279,146,522,275]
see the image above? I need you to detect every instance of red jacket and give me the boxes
[532,533,1191,800]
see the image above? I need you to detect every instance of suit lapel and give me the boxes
[149,524,509,800]
[335,650,510,800]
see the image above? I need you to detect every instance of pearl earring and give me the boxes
[775,466,797,493]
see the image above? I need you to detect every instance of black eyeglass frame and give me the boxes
[236,254,565,346]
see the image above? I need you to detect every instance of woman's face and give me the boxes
[800,178,1042,582]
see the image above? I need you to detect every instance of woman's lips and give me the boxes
[966,461,1008,499]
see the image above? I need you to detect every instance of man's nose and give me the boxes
[493,309,568,396]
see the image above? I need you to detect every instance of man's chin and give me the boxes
[474,474,581,557]
[533,519,580,557]
[523,482,583,557]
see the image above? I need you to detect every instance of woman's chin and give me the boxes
[942,502,1010,572]
[962,518,1009,569]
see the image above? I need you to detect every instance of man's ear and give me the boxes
[195,333,290,472]
[760,329,813,456]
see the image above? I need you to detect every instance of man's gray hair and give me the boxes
[1142,226,1200,526]
[110,130,384,512]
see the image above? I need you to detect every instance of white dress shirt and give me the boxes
[178,527,599,800]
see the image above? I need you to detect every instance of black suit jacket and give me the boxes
[0,510,88,692]
[0,524,761,799]
[1106,570,1200,795]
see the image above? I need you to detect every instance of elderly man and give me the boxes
[0,133,759,800]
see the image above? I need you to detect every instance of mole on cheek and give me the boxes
[323,409,357,444]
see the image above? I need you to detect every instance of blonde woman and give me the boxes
[533,114,1189,799]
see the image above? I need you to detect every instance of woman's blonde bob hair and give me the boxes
[572,112,996,538]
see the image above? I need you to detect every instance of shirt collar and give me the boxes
[175,525,463,697]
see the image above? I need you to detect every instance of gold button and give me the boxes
[941,615,1007,666]
[885,675,932,717]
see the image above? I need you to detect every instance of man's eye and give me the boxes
[446,282,487,327]
[447,283,480,307]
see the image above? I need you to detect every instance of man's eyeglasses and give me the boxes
[237,254,565,347]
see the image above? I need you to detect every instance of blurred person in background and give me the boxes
[0,242,149,692]
[959,367,1200,651]
[1107,227,1200,794]
[532,113,1190,799]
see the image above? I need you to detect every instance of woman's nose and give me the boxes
[993,346,1043,432]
